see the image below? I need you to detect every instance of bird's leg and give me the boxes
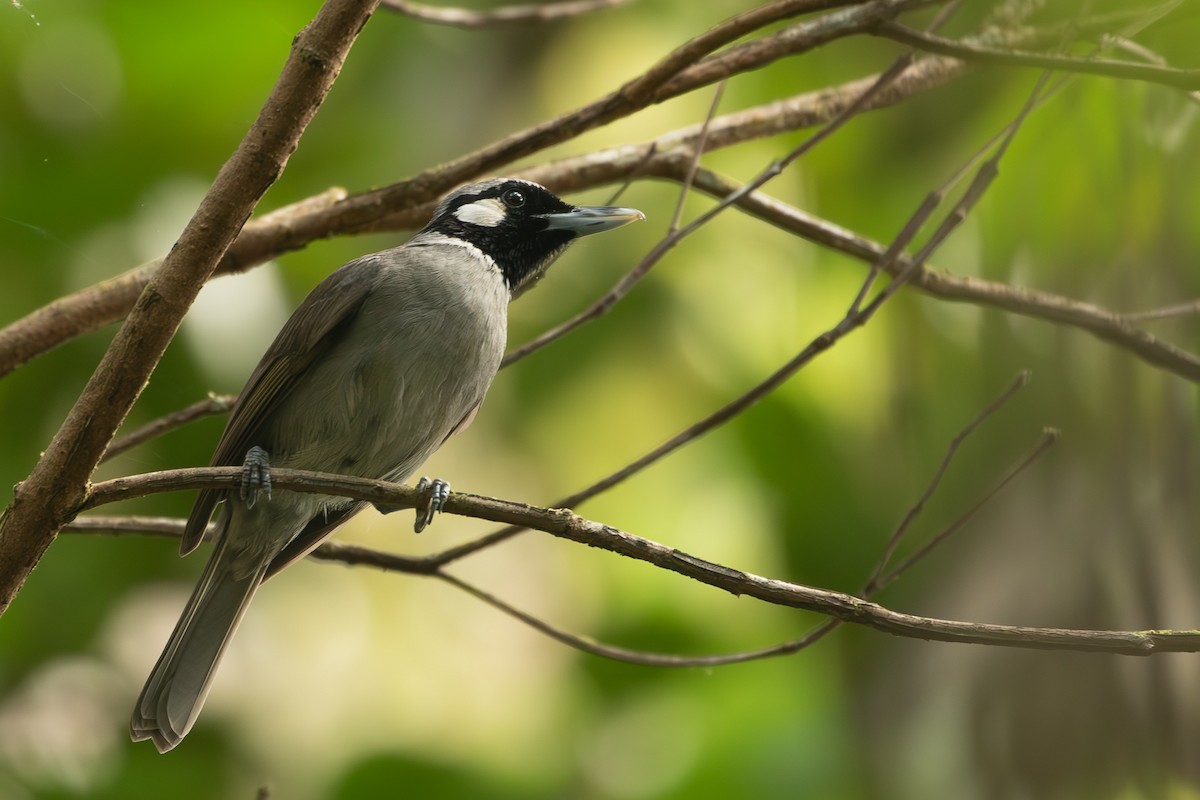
[370,477,449,531]
[239,446,273,508]
[413,476,450,533]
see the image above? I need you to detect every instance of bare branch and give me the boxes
[67,510,842,667]
[382,0,634,28]
[504,35,927,367]
[336,0,936,233]
[436,572,845,667]
[0,0,381,613]
[675,167,1200,383]
[59,367,1045,673]
[874,20,1200,91]
[66,515,188,538]
[668,80,726,233]
[0,2,940,380]
[102,394,237,464]
[877,428,1060,589]
[1124,298,1200,322]
[71,466,1200,655]
[0,189,347,381]
[862,371,1031,595]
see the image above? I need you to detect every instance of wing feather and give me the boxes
[180,256,382,555]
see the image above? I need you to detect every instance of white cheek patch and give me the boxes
[453,198,506,227]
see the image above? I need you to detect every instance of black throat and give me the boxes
[418,179,581,293]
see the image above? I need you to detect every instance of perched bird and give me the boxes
[131,178,643,752]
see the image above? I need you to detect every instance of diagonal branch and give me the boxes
[432,50,1051,573]
[674,167,1200,383]
[875,428,1060,589]
[103,394,237,465]
[0,1,938,381]
[504,39,926,367]
[862,370,1031,595]
[0,0,382,613]
[323,0,938,235]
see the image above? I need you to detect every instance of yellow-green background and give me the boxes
[2,1,1199,798]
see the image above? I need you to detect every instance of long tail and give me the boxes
[131,535,267,753]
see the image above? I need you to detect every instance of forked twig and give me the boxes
[876,429,1059,589]
[861,371,1030,595]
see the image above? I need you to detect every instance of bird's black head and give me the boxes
[418,178,643,294]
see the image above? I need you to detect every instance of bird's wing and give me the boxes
[180,256,382,555]
[264,396,485,574]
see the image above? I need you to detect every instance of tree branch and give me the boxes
[672,167,1200,383]
[70,466,1200,655]
[381,0,634,28]
[0,0,381,613]
[874,20,1200,91]
[862,370,1030,594]
[505,41,928,366]
[56,370,1050,671]
[102,394,237,464]
[319,0,938,236]
[0,1,939,381]
[876,427,1060,589]
[0,188,348,379]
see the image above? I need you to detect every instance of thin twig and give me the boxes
[382,0,633,28]
[669,81,726,233]
[1124,299,1200,322]
[66,515,189,539]
[875,20,1200,91]
[877,428,1060,588]
[437,572,843,667]
[102,394,236,464]
[502,19,929,368]
[861,371,1030,595]
[675,166,1200,382]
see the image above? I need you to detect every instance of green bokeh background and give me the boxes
[2,1,1199,798]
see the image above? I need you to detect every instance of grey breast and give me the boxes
[263,243,510,485]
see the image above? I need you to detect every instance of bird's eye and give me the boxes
[501,189,526,209]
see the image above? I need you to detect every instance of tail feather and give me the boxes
[131,541,267,753]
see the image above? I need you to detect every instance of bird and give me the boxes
[130,178,643,752]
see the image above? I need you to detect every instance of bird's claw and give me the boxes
[239,446,272,508]
[413,476,449,533]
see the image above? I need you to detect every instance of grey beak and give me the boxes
[540,206,645,236]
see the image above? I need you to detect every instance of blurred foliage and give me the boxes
[2,0,1200,798]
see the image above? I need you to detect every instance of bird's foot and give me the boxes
[239,446,272,508]
[413,477,449,533]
